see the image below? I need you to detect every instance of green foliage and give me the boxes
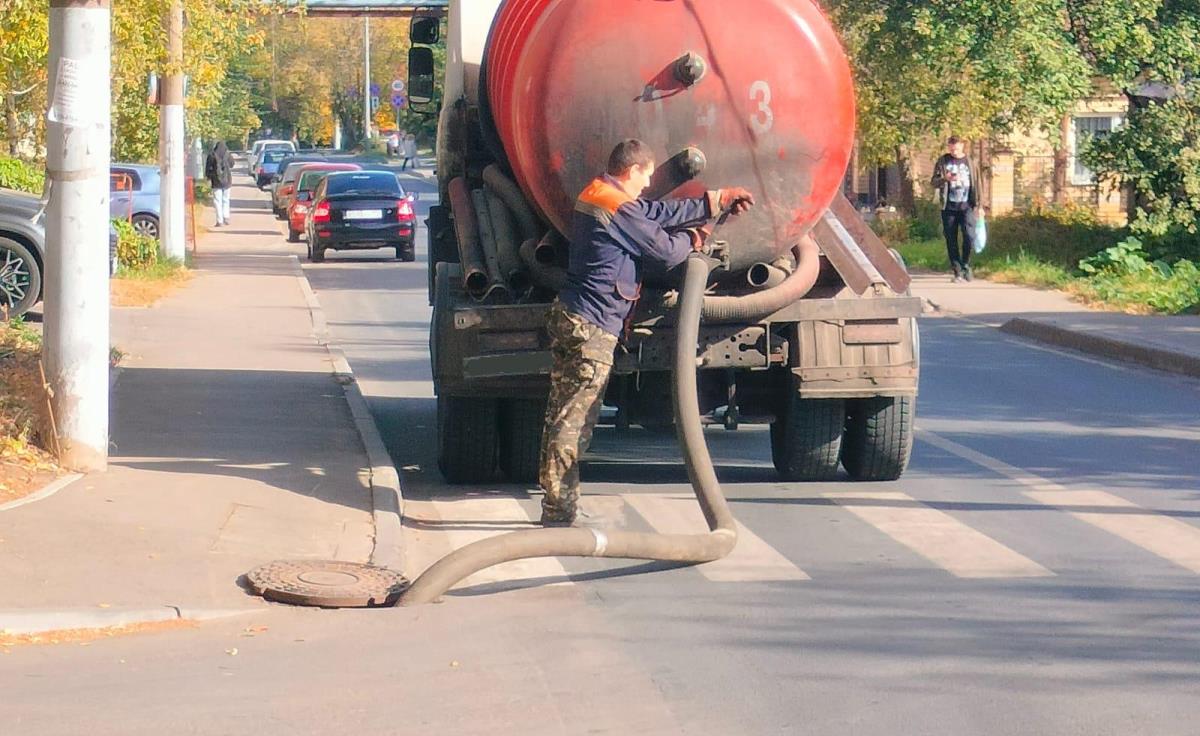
[1075,236,1200,312]
[982,252,1075,289]
[111,218,158,272]
[1077,236,1151,274]
[192,178,212,204]
[0,157,43,193]
[825,0,1092,165]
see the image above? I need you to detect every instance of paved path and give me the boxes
[0,181,374,617]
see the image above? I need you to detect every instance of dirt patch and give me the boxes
[110,269,192,308]
[0,458,57,506]
[0,618,198,648]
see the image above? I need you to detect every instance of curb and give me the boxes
[1001,317,1200,379]
[0,473,83,513]
[0,606,258,636]
[288,256,405,572]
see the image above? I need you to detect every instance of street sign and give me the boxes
[371,96,380,112]
[391,94,406,108]
[369,83,380,96]
[391,79,405,93]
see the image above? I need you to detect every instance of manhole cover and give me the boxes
[246,560,409,608]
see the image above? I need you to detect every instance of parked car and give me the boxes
[110,163,161,239]
[305,170,416,262]
[248,139,295,175]
[271,155,327,218]
[286,163,362,242]
[0,188,44,319]
[254,149,292,190]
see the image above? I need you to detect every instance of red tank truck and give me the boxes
[409,0,920,485]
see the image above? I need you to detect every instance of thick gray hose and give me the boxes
[397,255,736,606]
[470,188,510,304]
[483,164,541,242]
[701,234,820,323]
[484,189,529,292]
[519,235,568,292]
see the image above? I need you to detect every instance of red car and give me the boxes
[286,163,361,242]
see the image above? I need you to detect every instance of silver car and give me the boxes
[0,188,44,319]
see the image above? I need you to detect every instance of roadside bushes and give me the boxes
[111,218,159,272]
[1076,237,1200,314]
[0,157,44,194]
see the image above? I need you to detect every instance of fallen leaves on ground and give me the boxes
[110,268,193,308]
[0,321,58,505]
[0,618,198,647]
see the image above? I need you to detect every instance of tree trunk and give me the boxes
[1052,113,1071,205]
[5,91,18,157]
[894,145,916,214]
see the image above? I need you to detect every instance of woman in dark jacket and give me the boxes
[204,141,235,227]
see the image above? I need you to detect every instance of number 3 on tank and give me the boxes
[749,80,774,135]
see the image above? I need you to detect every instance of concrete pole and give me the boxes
[43,0,111,472]
[363,14,372,142]
[159,0,185,260]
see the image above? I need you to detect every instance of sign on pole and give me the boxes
[391,79,405,93]
[391,94,406,108]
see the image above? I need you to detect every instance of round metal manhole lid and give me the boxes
[246,560,408,608]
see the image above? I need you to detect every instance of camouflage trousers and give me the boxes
[538,301,618,521]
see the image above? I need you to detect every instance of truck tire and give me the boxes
[770,378,844,481]
[498,398,546,484]
[437,394,499,483]
[841,396,914,481]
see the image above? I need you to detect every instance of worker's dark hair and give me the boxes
[607,139,655,176]
[947,135,963,145]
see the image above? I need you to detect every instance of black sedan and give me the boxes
[305,171,416,263]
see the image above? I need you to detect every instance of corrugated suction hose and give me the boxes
[397,254,737,605]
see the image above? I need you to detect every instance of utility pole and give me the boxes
[159,0,185,261]
[43,0,112,471]
[363,14,372,142]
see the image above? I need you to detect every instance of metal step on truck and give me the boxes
[406,0,921,486]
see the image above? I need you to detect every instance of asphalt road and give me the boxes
[6,173,1200,734]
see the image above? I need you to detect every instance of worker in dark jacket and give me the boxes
[538,138,754,526]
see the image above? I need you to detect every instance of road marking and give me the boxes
[622,494,809,582]
[405,497,571,589]
[822,490,1052,578]
[921,429,1200,573]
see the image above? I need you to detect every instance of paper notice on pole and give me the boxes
[47,58,97,129]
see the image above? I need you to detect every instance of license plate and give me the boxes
[345,209,383,220]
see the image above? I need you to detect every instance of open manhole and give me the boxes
[246,560,409,608]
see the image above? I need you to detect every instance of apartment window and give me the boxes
[1072,115,1121,185]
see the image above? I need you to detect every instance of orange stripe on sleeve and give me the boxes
[576,178,633,215]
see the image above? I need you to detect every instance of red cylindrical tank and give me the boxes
[483,0,856,269]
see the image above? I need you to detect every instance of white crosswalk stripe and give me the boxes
[620,494,810,582]
[403,496,571,589]
[921,429,1200,574]
[822,491,1053,578]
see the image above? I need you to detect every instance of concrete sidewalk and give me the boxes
[912,273,1200,378]
[0,182,376,632]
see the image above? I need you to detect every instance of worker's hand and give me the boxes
[687,225,712,252]
[719,187,755,215]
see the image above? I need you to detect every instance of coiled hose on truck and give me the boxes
[397,254,737,605]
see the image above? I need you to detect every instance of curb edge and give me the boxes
[289,256,405,573]
[0,607,258,637]
[1001,317,1200,379]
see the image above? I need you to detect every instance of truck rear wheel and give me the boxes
[498,398,546,484]
[841,396,914,481]
[770,377,844,481]
[437,394,499,483]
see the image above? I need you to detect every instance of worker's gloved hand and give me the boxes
[713,187,755,216]
[686,225,712,252]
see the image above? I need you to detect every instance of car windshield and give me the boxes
[298,170,338,191]
[280,160,323,182]
[325,172,401,196]
[262,151,288,164]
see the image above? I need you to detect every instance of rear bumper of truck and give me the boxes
[433,277,921,400]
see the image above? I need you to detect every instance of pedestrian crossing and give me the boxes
[401,433,1200,593]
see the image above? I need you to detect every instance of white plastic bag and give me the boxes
[973,211,987,253]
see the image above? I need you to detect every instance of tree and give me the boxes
[1069,0,1200,249]
[0,0,49,157]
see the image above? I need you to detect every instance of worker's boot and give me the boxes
[540,489,578,527]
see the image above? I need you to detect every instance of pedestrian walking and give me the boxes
[930,135,980,281]
[537,138,755,526]
[401,133,418,171]
[204,141,235,227]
